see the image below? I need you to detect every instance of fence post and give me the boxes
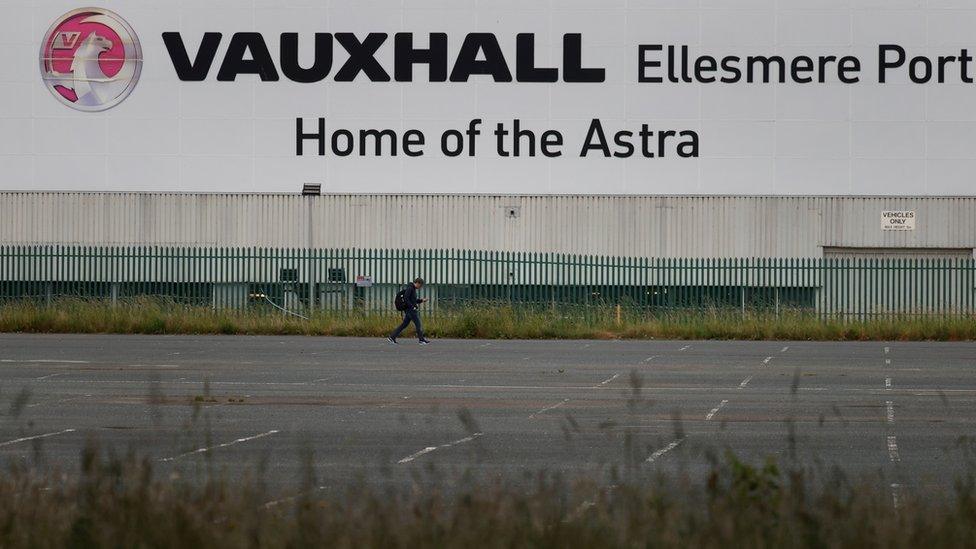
[740,285,746,319]
[775,286,780,318]
[307,247,315,313]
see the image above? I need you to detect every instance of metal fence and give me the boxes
[0,246,974,319]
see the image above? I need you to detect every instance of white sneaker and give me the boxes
[387,337,399,345]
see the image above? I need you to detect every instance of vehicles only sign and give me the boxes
[881,211,916,231]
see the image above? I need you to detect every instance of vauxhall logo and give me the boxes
[40,8,604,111]
[40,8,143,112]
[161,32,606,83]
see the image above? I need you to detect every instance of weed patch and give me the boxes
[0,299,973,341]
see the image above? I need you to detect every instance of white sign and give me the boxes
[355,276,374,288]
[881,211,916,231]
[7,3,976,196]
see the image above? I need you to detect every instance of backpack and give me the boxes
[394,286,410,311]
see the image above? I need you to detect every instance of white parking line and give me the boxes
[596,373,620,387]
[887,436,900,462]
[886,401,895,424]
[0,428,76,448]
[1,359,90,364]
[679,345,691,351]
[34,372,70,380]
[739,376,754,389]
[397,433,483,464]
[891,483,902,510]
[885,377,892,390]
[263,486,327,509]
[379,396,411,409]
[530,399,570,418]
[564,501,597,523]
[885,359,891,366]
[159,430,279,462]
[884,347,890,355]
[28,379,310,387]
[646,438,685,463]
[424,384,824,392]
[26,394,92,408]
[781,346,790,353]
[643,356,660,363]
[762,356,773,365]
[705,400,729,421]
[19,378,935,394]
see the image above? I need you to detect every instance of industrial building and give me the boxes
[7,4,976,317]
[3,193,975,258]
[0,193,972,318]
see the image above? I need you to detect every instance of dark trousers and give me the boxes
[391,309,424,341]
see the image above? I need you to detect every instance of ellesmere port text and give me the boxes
[296,119,699,159]
[639,45,976,84]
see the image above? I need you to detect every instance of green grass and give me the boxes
[0,299,974,341]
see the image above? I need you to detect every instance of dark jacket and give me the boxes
[403,284,420,309]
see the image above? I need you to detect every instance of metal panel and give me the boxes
[824,248,974,260]
[1,193,975,258]
[1,246,973,318]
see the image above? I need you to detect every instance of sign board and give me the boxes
[355,276,374,288]
[7,3,976,196]
[881,211,916,231]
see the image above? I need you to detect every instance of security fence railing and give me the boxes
[0,246,974,319]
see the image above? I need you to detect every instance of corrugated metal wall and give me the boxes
[1,193,974,257]
[2,247,972,317]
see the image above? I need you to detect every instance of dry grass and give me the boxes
[1,445,975,548]
[0,299,974,341]
[0,328,974,547]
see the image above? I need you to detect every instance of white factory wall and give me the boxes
[5,1,976,194]
[1,193,974,258]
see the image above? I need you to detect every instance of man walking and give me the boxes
[388,278,431,345]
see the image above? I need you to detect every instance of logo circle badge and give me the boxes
[39,7,142,112]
